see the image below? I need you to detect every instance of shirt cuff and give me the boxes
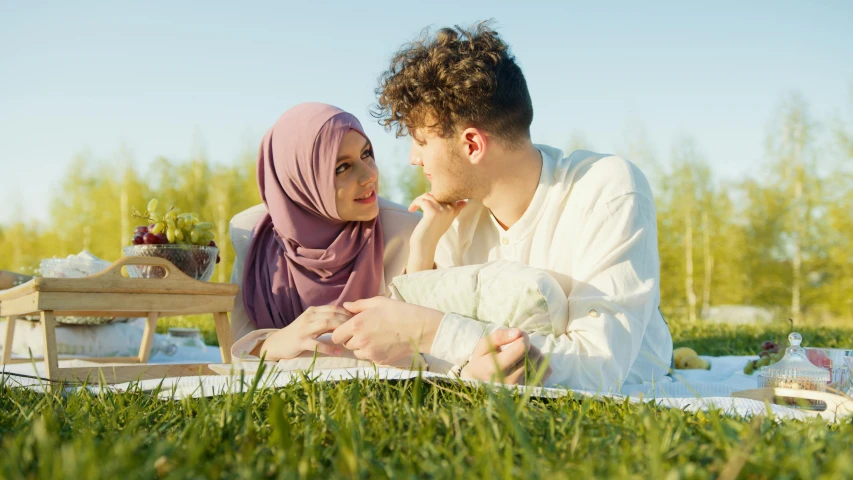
[429,312,489,366]
[230,328,278,361]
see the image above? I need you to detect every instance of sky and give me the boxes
[1,0,852,225]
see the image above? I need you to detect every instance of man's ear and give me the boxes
[460,127,488,165]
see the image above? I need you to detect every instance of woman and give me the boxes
[229,103,543,383]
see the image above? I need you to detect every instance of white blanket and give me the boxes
[0,350,840,422]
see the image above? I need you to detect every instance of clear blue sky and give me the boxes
[1,1,851,225]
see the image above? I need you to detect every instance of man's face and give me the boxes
[409,126,478,203]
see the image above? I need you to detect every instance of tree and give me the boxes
[764,94,822,324]
[658,137,714,321]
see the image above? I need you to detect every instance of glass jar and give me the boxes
[757,332,830,391]
[167,327,207,351]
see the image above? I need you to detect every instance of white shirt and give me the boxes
[429,145,673,392]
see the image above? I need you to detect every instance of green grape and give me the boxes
[147,199,159,213]
[166,227,176,244]
[195,222,213,231]
[176,217,185,229]
[164,210,178,222]
[175,229,184,241]
[150,212,163,223]
[151,222,166,234]
[190,228,200,244]
[204,231,215,243]
[744,362,755,375]
[757,356,771,367]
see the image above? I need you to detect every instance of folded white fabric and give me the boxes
[0,318,169,358]
[389,259,569,335]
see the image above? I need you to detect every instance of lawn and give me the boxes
[3,318,853,479]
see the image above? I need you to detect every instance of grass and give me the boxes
[3,318,853,479]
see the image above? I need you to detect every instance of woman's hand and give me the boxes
[460,328,552,385]
[332,296,443,365]
[253,305,352,361]
[407,193,466,273]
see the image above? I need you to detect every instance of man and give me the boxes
[332,21,673,392]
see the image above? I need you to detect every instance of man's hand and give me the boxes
[408,193,467,245]
[332,296,444,365]
[406,193,466,273]
[461,328,552,385]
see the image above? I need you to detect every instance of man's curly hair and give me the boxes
[371,21,533,147]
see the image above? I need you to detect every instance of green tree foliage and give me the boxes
[0,148,260,285]
[3,90,853,325]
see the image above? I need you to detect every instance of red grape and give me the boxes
[153,233,168,244]
[761,340,776,351]
[135,226,149,235]
[208,240,217,247]
[143,233,158,244]
[132,235,144,245]
[216,254,221,264]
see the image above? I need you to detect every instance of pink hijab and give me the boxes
[242,103,384,329]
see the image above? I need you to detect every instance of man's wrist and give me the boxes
[406,244,438,273]
[416,307,444,354]
[410,228,442,252]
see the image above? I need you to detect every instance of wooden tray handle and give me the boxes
[732,387,853,416]
[91,256,197,284]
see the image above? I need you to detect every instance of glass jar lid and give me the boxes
[167,327,203,338]
[757,332,830,391]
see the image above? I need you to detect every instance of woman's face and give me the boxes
[335,130,379,221]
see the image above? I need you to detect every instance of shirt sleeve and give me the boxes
[230,329,278,360]
[428,192,665,392]
[229,219,257,341]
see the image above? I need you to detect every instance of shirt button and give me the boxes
[589,309,599,318]
[501,238,509,245]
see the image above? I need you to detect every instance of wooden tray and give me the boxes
[1,256,239,385]
[732,387,853,417]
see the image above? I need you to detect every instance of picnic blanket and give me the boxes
[0,349,844,422]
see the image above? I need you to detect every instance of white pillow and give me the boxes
[389,260,569,335]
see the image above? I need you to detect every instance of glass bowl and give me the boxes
[39,252,111,278]
[122,245,218,282]
[806,347,853,392]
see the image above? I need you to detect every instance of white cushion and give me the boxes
[389,260,569,335]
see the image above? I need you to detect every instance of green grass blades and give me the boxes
[3,318,853,478]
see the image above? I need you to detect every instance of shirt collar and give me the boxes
[488,145,560,243]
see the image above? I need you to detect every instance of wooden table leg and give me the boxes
[41,311,58,380]
[137,312,159,363]
[3,315,17,364]
[213,312,232,364]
